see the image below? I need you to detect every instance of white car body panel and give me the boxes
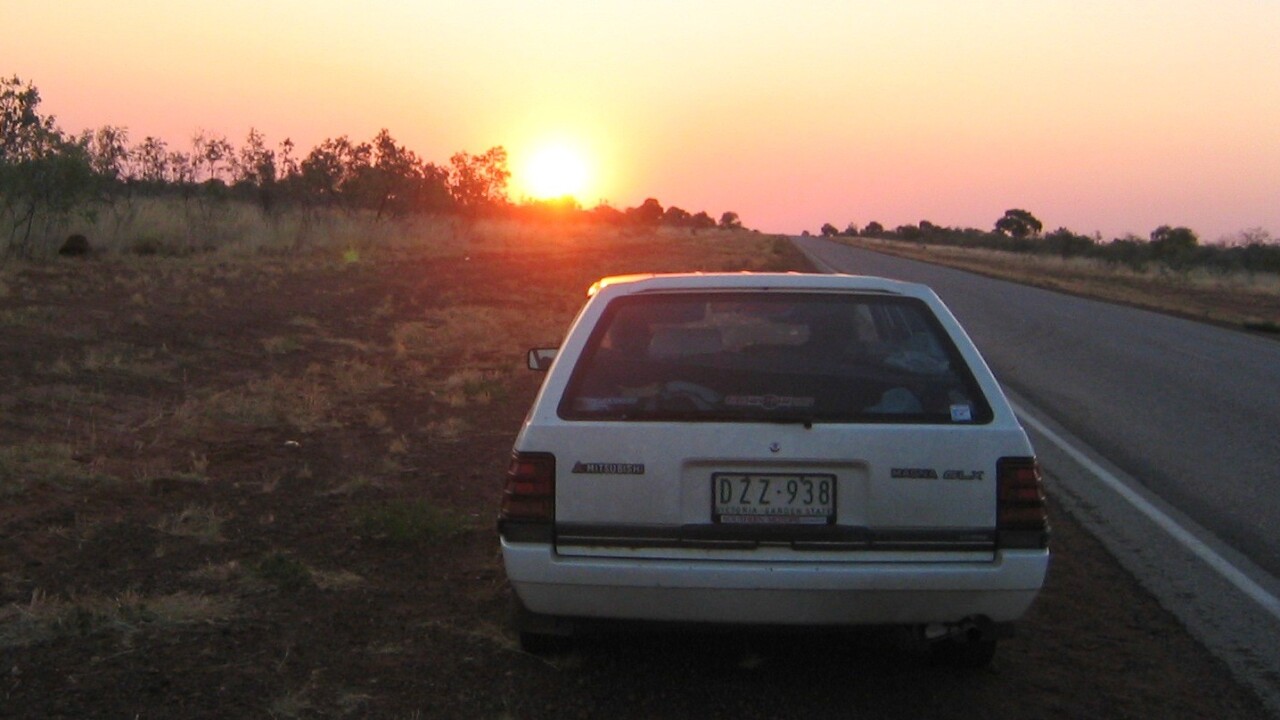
[502,542,1046,624]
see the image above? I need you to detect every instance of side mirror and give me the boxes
[527,348,558,371]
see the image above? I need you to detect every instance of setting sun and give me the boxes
[521,144,590,201]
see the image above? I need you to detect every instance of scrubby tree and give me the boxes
[629,198,663,225]
[820,222,838,237]
[863,221,884,237]
[663,205,692,227]
[299,137,342,203]
[448,146,509,214]
[411,162,453,214]
[232,128,275,186]
[1,142,95,256]
[167,150,196,191]
[79,125,140,234]
[300,136,364,207]
[276,138,300,191]
[590,202,626,225]
[1105,234,1150,271]
[353,129,414,218]
[719,211,742,230]
[994,209,1042,239]
[1149,225,1197,254]
[191,131,235,184]
[896,224,921,240]
[843,222,859,236]
[1223,227,1272,248]
[690,210,716,231]
[80,125,130,182]
[1,75,59,163]
[132,136,170,185]
[1,75,96,256]
[1220,229,1280,274]
[1040,227,1093,257]
[230,127,277,212]
[370,130,452,217]
[1149,225,1199,269]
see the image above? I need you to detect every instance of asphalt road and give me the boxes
[793,235,1280,710]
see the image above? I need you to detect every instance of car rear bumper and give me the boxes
[502,540,1048,625]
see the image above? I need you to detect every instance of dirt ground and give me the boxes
[0,229,1270,719]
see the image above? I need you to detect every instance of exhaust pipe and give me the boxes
[922,616,1013,644]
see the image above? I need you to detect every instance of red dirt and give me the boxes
[0,235,1269,719]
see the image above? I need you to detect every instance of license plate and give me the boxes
[712,473,836,524]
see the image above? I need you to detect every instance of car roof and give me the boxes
[587,272,933,299]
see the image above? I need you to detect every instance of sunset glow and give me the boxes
[6,1,1280,240]
[519,143,591,201]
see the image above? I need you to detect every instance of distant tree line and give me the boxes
[819,208,1279,275]
[575,196,741,232]
[0,76,745,257]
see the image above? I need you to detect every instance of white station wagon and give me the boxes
[499,272,1049,666]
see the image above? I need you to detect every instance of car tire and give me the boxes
[519,630,572,655]
[512,594,572,655]
[928,636,997,669]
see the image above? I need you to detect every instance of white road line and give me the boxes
[1012,401,1280,622]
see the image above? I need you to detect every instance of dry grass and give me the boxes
[191,558,360,592]
[0,589,235,648]
[0,305,59,328]
[172,374,336,435]
[64,343,177,381]
[154,504,225,543]
[392,305,529,365]
[251,553,316,591]
[18,383,108,409]
[459,220,792,267]
[322,474,377,497]
[0,220,799,509]
[351,499,473,544]
[424,416,468,442]
[842,237,1280,330]
[459,218,640,256]
[0,443,98,496]
[66,198,472,258]
[441,368,505,406]
[261,335,307,355]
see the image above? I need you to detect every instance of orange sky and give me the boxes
[6,1,1279,241]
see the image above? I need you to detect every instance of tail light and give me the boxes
[997,456,1050,549]
[498,452,555,542]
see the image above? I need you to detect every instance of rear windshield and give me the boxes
[558,291,993,424]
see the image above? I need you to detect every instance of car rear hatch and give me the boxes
[534,287,1029,563]
[541,422,1015,563]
